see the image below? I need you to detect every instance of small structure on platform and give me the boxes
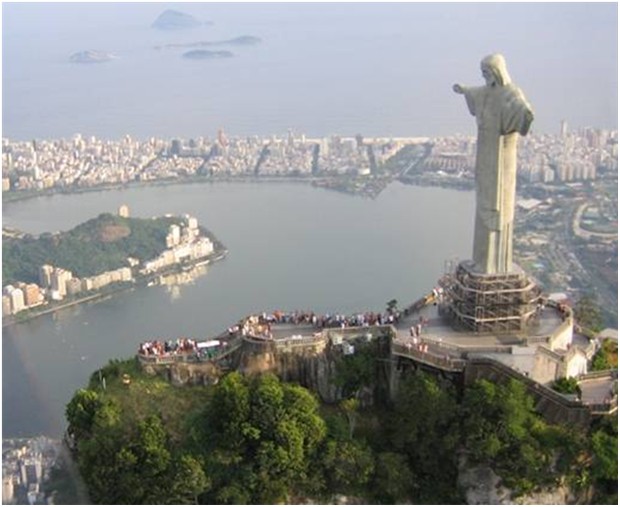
[442,260,541,334]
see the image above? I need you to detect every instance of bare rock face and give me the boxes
[457,458,581,505]
[141,334,389,406]
[237,344,344,403]
[458,463,512,505]
[166,363,221,386]
[98,223,130,242]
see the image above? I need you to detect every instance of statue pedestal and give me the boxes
[442,261,541,334]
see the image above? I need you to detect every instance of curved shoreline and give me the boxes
[2,250,228,328]
[1,176,322,205]
[2,173,476,207]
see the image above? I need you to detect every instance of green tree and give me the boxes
[340,398,359,439]
[591,339,618,371]
[591,429,617,482]
[461,379,585,496]
[461,380,533,463]
[386,299,398,315]
[372,452,413,503]
[65,389,103,441]
[388,372,460,502]
[590,417,618,504]
[334,341,375,397]
[171,455,211,504]
[551,377,582,397]
[321,439,374,494]
[199,373,327,504]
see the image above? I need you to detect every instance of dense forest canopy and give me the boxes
[62,358,617,504]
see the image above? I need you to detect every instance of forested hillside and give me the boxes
[3,213,180,284]
[60,355,618,504]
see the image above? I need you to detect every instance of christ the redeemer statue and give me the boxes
[453,54,534,274]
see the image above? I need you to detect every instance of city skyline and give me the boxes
[2,2,618,141]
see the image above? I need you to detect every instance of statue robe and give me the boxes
[463,83,533,274]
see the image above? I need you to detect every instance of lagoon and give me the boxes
[2,181,474,437]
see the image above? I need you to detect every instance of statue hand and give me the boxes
[453,84,464,94]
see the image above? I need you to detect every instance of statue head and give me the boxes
[480,53,512,87]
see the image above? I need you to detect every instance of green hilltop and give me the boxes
[2,213,182,285]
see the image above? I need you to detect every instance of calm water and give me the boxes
[4,3,616,139]
[2,181,474,437]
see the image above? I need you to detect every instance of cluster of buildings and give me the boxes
[1,134,167,191]
[2,283,45,316]
[424,124,617,185]
[2,437,61,505]
[139,154,203,181]
[2,126,614,195]
[2,263,134,317]
[141,216,214,274]
[2,131,412,193]
[2,208,216,318]
[416,135,475,177]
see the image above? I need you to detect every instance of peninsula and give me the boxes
[2,206,226,325]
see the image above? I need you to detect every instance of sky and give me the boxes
[1,1,618,139]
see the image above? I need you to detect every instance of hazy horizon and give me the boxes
[2,2,618,141]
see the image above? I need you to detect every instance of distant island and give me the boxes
[155,35,262,50]
[69,50,115,64]
[183,49,234,60]
[152,9,203,30]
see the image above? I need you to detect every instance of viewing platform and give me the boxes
[135,294,617,420]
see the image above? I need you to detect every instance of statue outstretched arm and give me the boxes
[453,84,481,116]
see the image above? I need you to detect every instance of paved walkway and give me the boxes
[580,375,617,406]
[394,303,563,348]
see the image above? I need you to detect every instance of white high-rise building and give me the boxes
[542,167,555,183]
[51,268,73,297]
[39,265,54,288]
[166,224,181,247]
[9,288,25,314]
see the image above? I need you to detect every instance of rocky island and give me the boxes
[69,50,115,64]
[183,49,234,60]
[152,9,203,30]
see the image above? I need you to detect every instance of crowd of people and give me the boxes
[138,338,198,357]
[234,309,407,340]
[138,296,436,356]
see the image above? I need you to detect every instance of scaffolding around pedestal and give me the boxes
[441,260,542,334]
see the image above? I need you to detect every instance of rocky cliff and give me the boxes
[457,457,588,504]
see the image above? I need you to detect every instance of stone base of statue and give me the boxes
[442,261,541,334]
